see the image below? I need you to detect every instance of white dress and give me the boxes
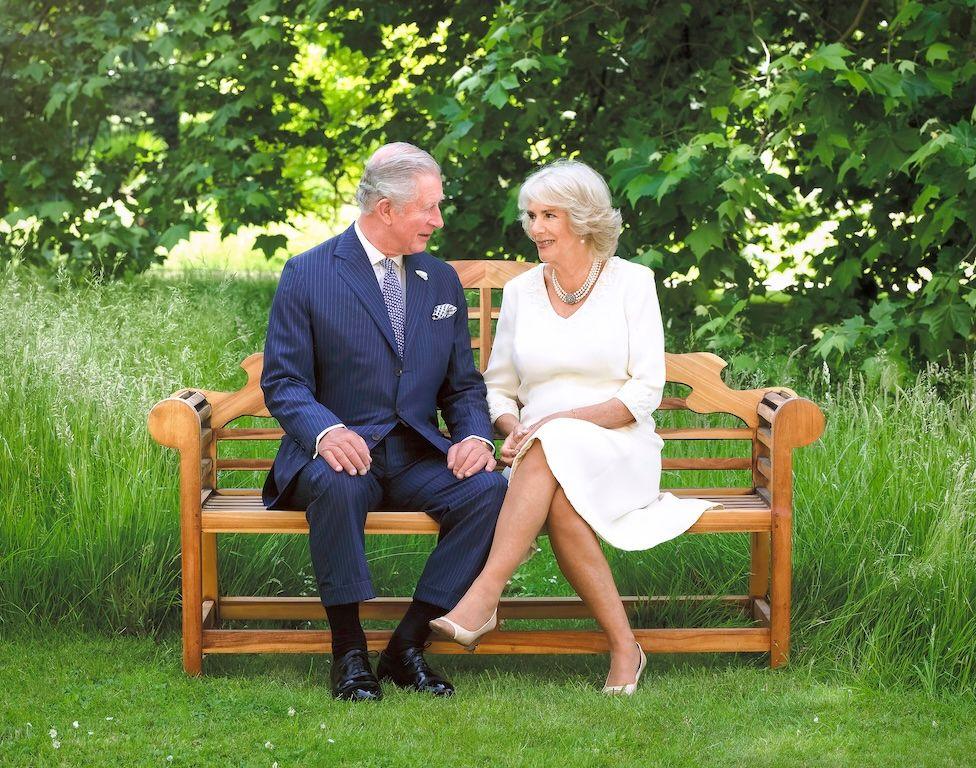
[484,257,719,551]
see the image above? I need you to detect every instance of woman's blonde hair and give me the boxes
[518,159,622,260]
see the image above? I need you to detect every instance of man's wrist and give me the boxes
[314,423,347,457]
[460,434,495,455]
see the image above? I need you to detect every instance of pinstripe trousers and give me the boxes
[284,424,507,610]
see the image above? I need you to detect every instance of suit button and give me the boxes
[371,433,381,441]
[395,368,402,376]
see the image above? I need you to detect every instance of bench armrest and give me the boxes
[148,389,215,510]
[755,391,825,514]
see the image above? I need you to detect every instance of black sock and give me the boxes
[325,602,367,657]
[386,599,445,654]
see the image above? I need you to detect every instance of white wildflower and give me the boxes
[932,720,938,728]
[319,723,326,730]
[52,740,61,749]
[813,716,819,723]
[49,728,58,739]
[287,707,296,717]
[73,721,79,729]
[167,757,173,762]
[328,738,335,744]
[88,731,94,736]
[273,763,279,768]
[106,716,114,721]
[265,741,274,749]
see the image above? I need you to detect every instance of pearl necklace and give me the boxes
[550,258,605,305]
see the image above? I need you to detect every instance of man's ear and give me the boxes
[375,198,394,225]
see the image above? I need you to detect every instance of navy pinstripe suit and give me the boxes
[261,225,506,609]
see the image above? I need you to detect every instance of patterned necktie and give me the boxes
[381,258,405,356]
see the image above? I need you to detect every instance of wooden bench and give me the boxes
[148,260,825,676]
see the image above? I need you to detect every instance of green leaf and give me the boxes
[727,144,755,163]
[499,74,519,90]
[767,91,794,115]
[17,61,48,82]
[892,1,923,28]
[806,43,852,73]
[927,70,955,96]
[512,57,539,73]
[862,242,885,266]
[710,105,728,123]
[869,65,904,97]
[925,43,952,64]
[685,221,723,260]
[831,258,862,291]
[655,173,683,202]
[913,185,941,217]
[255,233,288,259]
[43,90,66,118]
[37,201,73,221]
[623,174,663,206]
[834,70,868,94]
[158,224,191,250]
[484,81,509,109]
[245,0,276,22]
[948,300,972,337]
[717,199,738,222]
[902,133,954,170]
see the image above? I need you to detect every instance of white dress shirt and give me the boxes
[312,222,493,458]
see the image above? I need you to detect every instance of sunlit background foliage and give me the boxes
[2,0,974,373]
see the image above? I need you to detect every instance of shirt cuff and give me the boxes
[460,434,496,455]
[313,423,347,458]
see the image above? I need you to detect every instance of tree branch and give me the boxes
[838,0,871,43]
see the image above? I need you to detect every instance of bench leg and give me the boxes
[202,532,219,628]
[769,515,792,668]
[749,532,770,609]
[181,531,203,677]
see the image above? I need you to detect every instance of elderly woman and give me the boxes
[430,159,718,694]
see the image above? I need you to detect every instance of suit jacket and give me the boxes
[261,224,493,507]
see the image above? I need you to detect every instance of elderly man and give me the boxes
[261,143,505,700]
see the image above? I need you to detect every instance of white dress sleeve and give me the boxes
[483,282,521,425]
[614,268,666,426]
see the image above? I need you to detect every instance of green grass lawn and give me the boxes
[2,631,974,767]
[1,261,975,749]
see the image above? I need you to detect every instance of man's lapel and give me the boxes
[403,254,431,360]
[334,227,399,357]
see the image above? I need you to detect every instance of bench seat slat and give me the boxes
[200,493,771,534]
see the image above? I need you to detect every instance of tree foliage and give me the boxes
[2,0,974,367]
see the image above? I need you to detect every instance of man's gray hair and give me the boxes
[356,142,441,213]
[518,159,622,261]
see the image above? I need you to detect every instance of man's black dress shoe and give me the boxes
[330,648,383,701]
[377,646,455,696]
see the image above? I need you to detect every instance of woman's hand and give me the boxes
[510,411,571,456]
[498,422,525,467]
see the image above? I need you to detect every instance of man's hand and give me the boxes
[446,438,497,479]
[318,427,372,475]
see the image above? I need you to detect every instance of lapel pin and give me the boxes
[415,270,428,281]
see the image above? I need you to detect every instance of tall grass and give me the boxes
[1,267,973,693]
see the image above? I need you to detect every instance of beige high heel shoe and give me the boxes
[601,642,647,696]
[429,610,498,651]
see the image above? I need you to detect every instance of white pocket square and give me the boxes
[431,303,457,320]
[415,269,428,281]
